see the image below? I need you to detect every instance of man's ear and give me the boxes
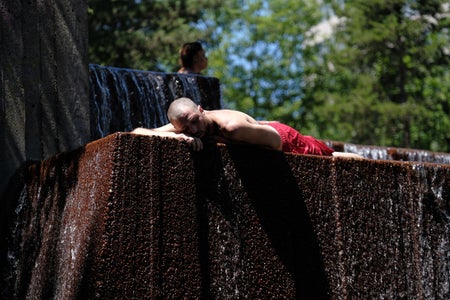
[198,105,204,113]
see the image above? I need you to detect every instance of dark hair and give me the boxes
[179,42,204,68]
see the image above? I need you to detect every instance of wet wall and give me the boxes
[0,0,89,197]
[2,133,449,299]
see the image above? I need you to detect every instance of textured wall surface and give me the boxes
[2,133,449,299]
[0,0,89,196]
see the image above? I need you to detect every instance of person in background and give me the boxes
[177,42,208,74]
[132,97,363,158]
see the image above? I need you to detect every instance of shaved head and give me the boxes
[167,97,211,137]
[167,97,199,123]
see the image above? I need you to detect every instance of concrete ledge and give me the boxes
[2,133,449,298]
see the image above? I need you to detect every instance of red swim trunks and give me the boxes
[261,121,334,156]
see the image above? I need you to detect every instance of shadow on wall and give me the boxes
[229,146,330,299]
[194,144,330,299]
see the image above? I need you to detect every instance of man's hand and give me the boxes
[176,133,204,151]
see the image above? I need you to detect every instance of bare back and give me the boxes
[205,109,282,150]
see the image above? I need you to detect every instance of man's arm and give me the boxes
[131,124,204,151]
[132,123,177,136]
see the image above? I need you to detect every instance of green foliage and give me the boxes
[88,0,221,71]
[207,0,323,126]
[297,0,450,151]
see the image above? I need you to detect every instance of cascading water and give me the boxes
[89,64,222,140]
[2,134,448,299]
[3,1,448,297]
[1,65,449,299]
[328,141,450,164]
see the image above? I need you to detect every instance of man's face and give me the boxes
[172,106,209,138]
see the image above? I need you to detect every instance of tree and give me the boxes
[206,0,324,128]
[88,0,221,71]
[207,0,450,151]
[302,0,450,151]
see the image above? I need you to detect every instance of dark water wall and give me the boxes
[1,133,449,299]
[0,0,89,197]
[89,64,222,140]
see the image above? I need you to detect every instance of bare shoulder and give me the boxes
[210,109,258,125]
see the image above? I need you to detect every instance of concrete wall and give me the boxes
[0,0,89,196]
[2,133,449,299]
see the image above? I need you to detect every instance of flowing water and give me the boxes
[1,66,449,299]
[89,64,222,139]
[327,141,450,164]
